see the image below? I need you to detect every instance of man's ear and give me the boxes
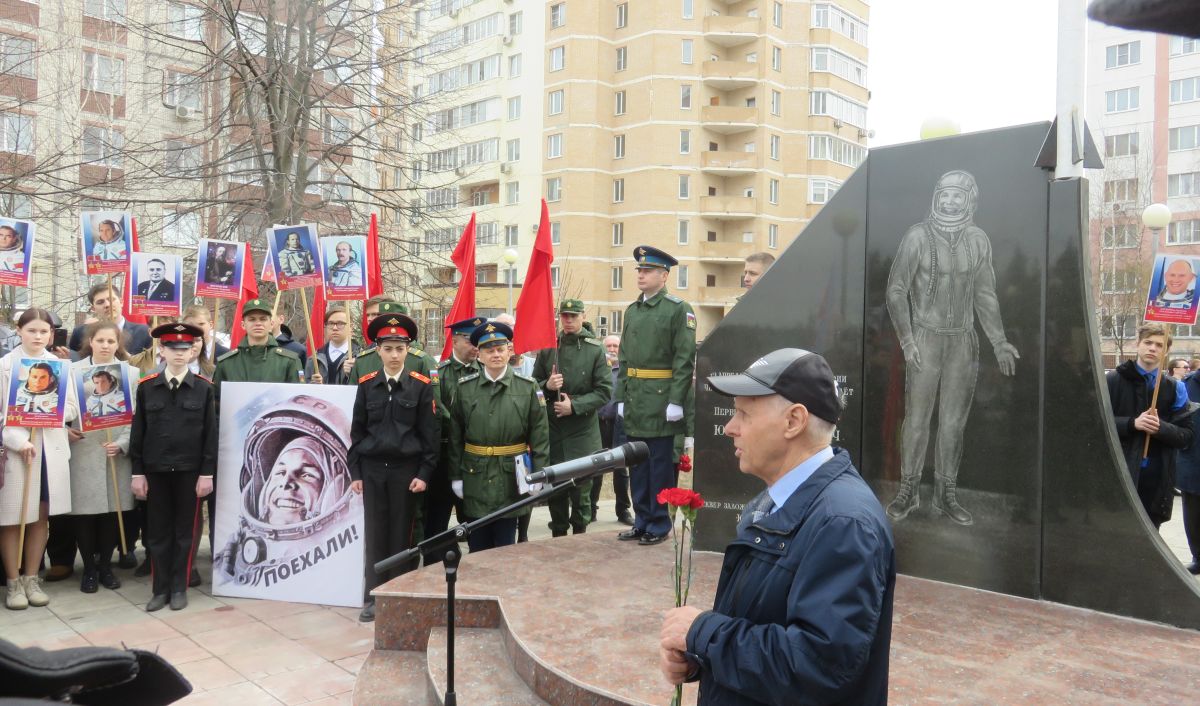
[781,403,809,440]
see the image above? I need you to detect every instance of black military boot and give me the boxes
[886,475,920,521]
[932,475,973,525]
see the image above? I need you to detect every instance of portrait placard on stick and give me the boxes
[75,362,133,432]
[130,252,183,318]
[321,235,367,301]
[195,239,245,300]
[269,224,322,290]
[81,211,132,276]
[6,358,68,428]
[1144,254,1200,326]
[0,217,33,287]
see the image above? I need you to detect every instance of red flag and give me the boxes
[361,213,383,342]
[229,243,260,349]
[121,218,148,325]
[307,284,326,356]
[439,213,477,361]
[512,200,556,355]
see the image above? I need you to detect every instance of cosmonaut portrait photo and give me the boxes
[269,224,322,290]
[80,211,133,276]
[75,361,133,432]
[0,217,34,287]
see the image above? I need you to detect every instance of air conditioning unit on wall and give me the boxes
[500,162,512,174]
[174,105,197,120]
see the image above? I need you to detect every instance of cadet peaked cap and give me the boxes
[448,316,485,336]
[471,320,513,348]
[633,245,678,270]
[558,299,586,314]
[241,299,273,316]
[707,348,842,424]
[152,322,204,349]
[368,312,418,343]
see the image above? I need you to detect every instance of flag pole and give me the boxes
[105,428,128,555]
[16,429,37,563]
[298,288,317,382]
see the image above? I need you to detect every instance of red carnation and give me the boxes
[677,453,692,473]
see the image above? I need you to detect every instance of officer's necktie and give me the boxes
[169,378,179,392]
[387,378,396,395]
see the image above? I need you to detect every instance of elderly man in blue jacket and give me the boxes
[660,348,895,705]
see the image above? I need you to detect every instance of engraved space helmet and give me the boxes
[237,394,353,541]
[929,170,978,231]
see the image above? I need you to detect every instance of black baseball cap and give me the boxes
[707,348,842,424]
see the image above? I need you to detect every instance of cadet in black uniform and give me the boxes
[129,323,218,612]
[349,312,439,623]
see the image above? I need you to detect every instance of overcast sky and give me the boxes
[868,1,1065,146]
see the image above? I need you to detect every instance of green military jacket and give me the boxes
[348,345,436,383]
[212,336,302,402]
[446,366,550,519]
[531,330,612,464]
[614,288,697,438]
[436,355,479,442]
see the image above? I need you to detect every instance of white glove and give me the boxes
[451,480,464,499]
[684,437,694,453]
[617,403,625,417]
[666,403,684,422]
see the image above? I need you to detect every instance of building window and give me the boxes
[548,89,564,115]
[809,178,840,204]
[612,222,624,246]
[614,134,626,159]
[677,219,689,244]
[551,266,561,288]
[163,139,201,175]
[1105,41,1141,68]
[509,54,522,77]
[810,47,868,86]
[505,224,519,246]
[769,179,779,204]
[509,11,523,35]
[770,134,781,160]
[82,125,124,167]
[611,266,623,289]
[770,90,782,116]
[549,46,565,71]
[508,96,521,119]
[1101,315,1137,340]
[811,3,867,44]
[1104,178,1139,203]
[808,135,867,167]
[550,3,566,29]
[551,222,561,245]
[1170,172,1200,198]
[1169,220,1200,245]
[678,175,689,199]
[167,2,204,41]
[1101,270,1137,293]
[1105,87,1139,113]
[810,91,867,127]
[505,181,520,205]
[1171,36,1200,57]
[323,112,351,145]
[1102,224,1137,248]
[773,1,783,27]
[611,310,623,332]
[1171,77,1200,104]
[616,46,628,71]
[772,46,782,71]
[681,40,693,65]
[163,210,200,247]
[546,177,562,201]
[676,264,689,289]
[682,0,693,19]
[0,113,33,155]
[768,224,779,249]
[1170,125,1200,151]
[83,51,124,95]
[1105,131,1139,157]
[84,0,126,23]
[0,35,35,78]
[617,3,628,28]
[613,178,625,202]
[615,90,627,115]
[547,133,563,158]
[680,84,692,109]
[679,129,690,154]
[507,138,520,161]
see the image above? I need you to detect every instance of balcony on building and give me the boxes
[701,150,757,176]
[703,16,760,47]
[700,104,757,134]
[693,285,744,306]
[697,239,749,262]
[700,195,757,220]
[701,60,760,90]
[453,163,500,190]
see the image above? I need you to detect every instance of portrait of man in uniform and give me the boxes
[1153,258,1197,310]
[93,219,127,261]
[277,229,317,277]
[81,211,132,275]
[15,361,61,414]
[0,223,27,273]
[326,240,363,288]
[258,437,331,526]
[86,367,127,417]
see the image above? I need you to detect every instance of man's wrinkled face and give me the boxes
[1137,334,1169,371]
[26,368,50,393]
[1165,260,1195,295]
[336,243,351,264]
[604,335,620,361]
[452,333,478,363]
[723,394,794,483]
[147,261,165,282]
[263,448,325,525]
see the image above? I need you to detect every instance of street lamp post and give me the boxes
[502,248,519,314]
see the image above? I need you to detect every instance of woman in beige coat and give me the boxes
[68,321,135,594]
[1,308,79,610]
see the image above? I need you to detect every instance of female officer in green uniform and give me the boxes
[446,321,549,552]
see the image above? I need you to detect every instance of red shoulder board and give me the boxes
[195,374,211,383]
[139,372,160,383]
[359,371,380,383]
[410,371,431,384]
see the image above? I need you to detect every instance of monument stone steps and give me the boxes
[426,626,550,705]
[353,649,434,705]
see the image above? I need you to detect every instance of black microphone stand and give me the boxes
[374,475,594,706]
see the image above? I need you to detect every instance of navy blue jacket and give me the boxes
[1178,372,1200,495]
[686,449,895,705]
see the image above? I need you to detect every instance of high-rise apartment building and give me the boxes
[1087,22,1200,366]
[402,1,869,342]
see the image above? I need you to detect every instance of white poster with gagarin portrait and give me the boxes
[213,382,364,608]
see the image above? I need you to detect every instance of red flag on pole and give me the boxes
[440,213,478,361]
[121,218,147,325]
[361,213,384,342]
[512,200,556,355]
[307,284,326,356]
[229,243,260,349]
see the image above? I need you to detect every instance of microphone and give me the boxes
[525,441,649,485]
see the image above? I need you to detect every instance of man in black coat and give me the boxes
[68,283,152,355]
[1107,322,1197,528]
[135,259,176,302]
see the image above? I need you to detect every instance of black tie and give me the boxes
[387,378,397,394]
[170,378,179,392]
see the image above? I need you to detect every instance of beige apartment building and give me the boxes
[403,0,870,342]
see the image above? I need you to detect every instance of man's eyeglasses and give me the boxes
[326,321,348,328]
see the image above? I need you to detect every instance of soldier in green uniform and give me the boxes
[422,316,483,561]
[348,302,436,384]
[614,245,697,546]
[446,321,549,552]
[532,299,612,536]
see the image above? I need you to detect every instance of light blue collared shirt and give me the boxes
[767,446,835,514]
